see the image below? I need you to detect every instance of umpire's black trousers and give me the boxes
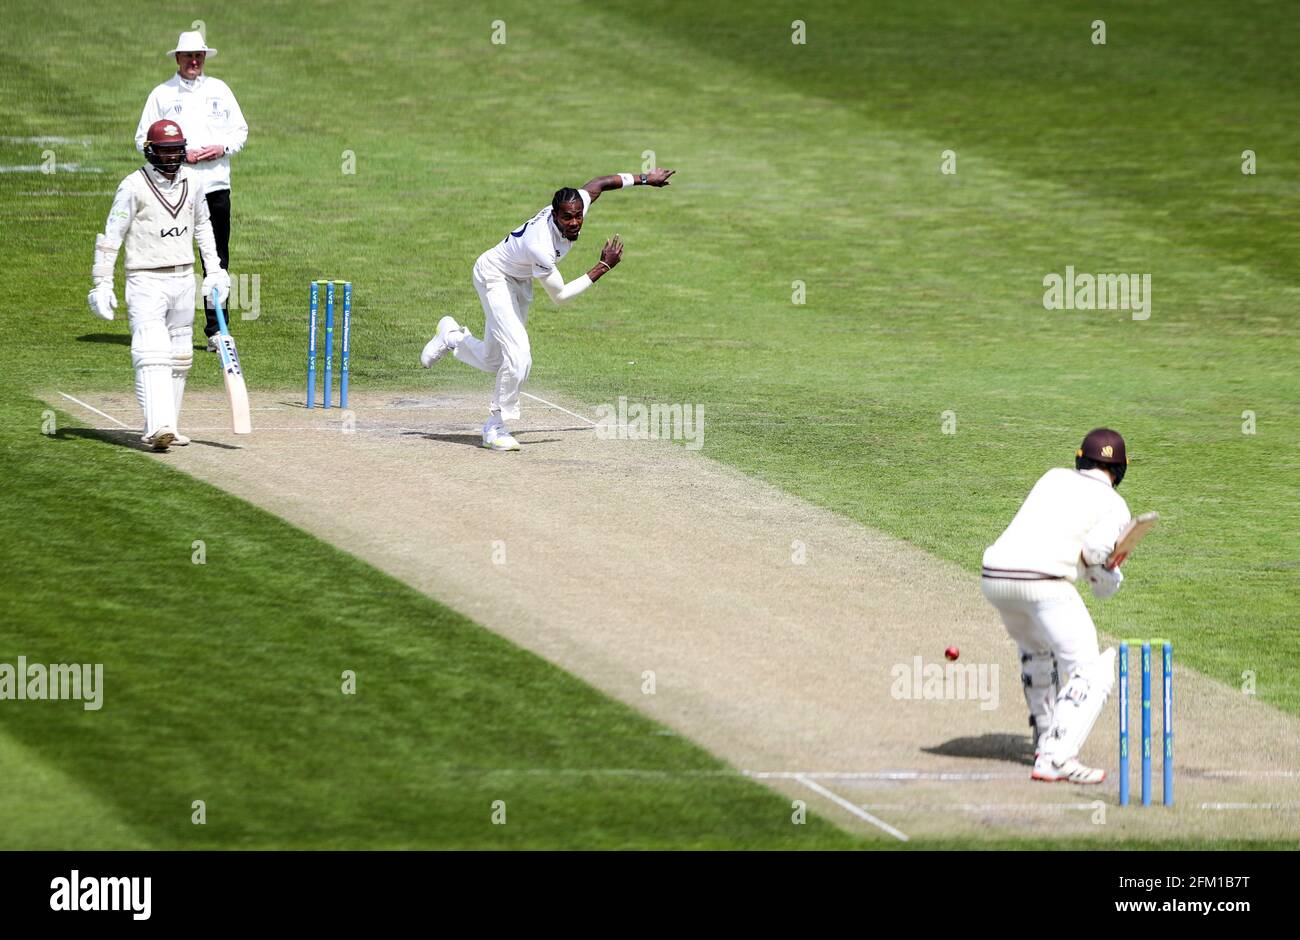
[200,189,232,338]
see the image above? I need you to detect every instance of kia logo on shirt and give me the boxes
[160,226,188,238]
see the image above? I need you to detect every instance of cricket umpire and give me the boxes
[135,29,248,350]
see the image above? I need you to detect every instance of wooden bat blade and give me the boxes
[215,333,252,434]
[1106,511,1158,569]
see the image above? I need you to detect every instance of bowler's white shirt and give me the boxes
[982,468,1131,580]
[477,188,591,280]
[135,73,247,194]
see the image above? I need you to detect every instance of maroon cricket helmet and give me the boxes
[1076,428,1128,486]
[144,119,186,173]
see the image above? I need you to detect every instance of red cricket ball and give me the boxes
[944,646,960,661]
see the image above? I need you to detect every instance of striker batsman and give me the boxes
[88,119,230,450]
[980,429,1134,784]
[421,168,676,451]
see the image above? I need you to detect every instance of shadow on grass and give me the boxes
[75,333,129,345]
[52,427,241,452]
[53,426,145,450]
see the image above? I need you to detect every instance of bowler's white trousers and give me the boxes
[453,261,533,421]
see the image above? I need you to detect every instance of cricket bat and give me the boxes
[211,289,252,434]
[1105,511,1158,569]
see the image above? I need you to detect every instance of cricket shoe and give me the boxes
[143,426,177,451]
[206,336,219,352]
[421,317,464,367]
[482,420,521,452]
[1031,755,1106,785]
[172,432,191,446]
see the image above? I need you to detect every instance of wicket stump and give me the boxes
[307,280,352,408]
[1118,638,1173,806]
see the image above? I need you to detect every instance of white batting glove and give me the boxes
[1085,563,1123,600]
[87,283,117,320]
[202,269,231,307]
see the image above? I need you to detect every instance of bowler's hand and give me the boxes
[600,234,623,269]
[645,168,675,187]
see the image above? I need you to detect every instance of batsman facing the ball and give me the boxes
[980,429,1138,785]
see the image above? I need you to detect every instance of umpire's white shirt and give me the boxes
[135,73,248,194]
[982,468,1131,580]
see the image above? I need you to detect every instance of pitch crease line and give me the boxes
[521,391,597,427]
[57,391,131,428]
[748,771,1020,781]
[860,802,1100,812]
[1200,802,1300,811]
[795,774,909,842]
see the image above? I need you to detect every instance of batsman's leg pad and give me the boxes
[1020,649,1059,752]
[1041,647,1117,762]
[132,320,176,436]
[170,325,193,424]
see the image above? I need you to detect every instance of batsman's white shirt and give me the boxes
[475,188,592,281]
[982,468,1131,581]
[101,165,221,272]
[93,165,220,440]
[135,73,248,194]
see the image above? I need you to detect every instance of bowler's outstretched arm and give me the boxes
[582,168,675,203]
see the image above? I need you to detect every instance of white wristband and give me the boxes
[618,172,636,188]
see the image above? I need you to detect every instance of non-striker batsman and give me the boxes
[88,119,230,449]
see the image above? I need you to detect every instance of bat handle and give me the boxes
[211,288,230,335]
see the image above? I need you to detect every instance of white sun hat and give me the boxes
[167,31,217,57]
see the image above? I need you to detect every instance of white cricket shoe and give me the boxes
[1031,755,1106,785]
[172,432,191,446]
[206,336,218,353]
[143,427,177,451]
[421,316,464,367]
[482,418,520,452]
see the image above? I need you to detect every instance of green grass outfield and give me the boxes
[1,0,1297,847]
[0,392,860,849]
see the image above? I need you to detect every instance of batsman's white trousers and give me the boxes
[453,263,532,421]
[980,577,1100,684]
[125,270,195,435]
